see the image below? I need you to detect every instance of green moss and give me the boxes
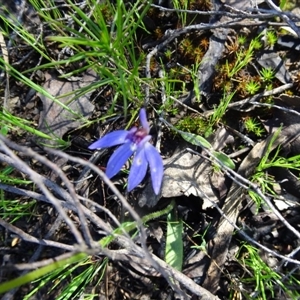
[175,115,208,135]
[244,117,265,137]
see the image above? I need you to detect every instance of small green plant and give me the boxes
[161,98,179,116]
[245,80,261,95]
[26,257,108,300]
[258,149,300,173]
[247,129,280,209]
[173,0,189,26]
[237,35,247,45]
[0,110,69,147]
[237,243,286,300]
[208,90,236,135]
[164,48,173,61]
[0,195,36,223]
[249,127,300,210]
[190,224,211,252]
[248,172,278,210]
[179,38,194,56]
[265,30,277,47]
[225,37,260,78]
[251,38,262,50]
[0,166,35,223]
[28,0,151,118]
[190,63,202,102]
[260,67,275,82]
[244,117,265,137]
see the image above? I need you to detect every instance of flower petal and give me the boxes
[88,130,130,149]
[139,108,150,133]
[128,148,148,192]
[106,142,134,178]
[138,135,152,148]
[144,143,164,195]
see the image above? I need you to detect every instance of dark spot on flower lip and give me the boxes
[131,128,149,144]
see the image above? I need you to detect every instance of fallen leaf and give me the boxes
[139,127,232,207]
[257,51,292,84]
[37,69,96,146]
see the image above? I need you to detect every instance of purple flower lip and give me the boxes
[89,108,163,195]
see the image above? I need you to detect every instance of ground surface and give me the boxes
[1,0,300,299]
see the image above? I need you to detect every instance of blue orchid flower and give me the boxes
[89,108,163,195]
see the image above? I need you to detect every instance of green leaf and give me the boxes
[213,151,235,169]
[279,0,286,9]
[0,125,8,136]
[165,207,183,271]
[180,132,212,149]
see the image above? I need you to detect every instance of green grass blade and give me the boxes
[0,252,87,294]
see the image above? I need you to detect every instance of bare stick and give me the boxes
[0,218,75,251]
[0,144,85,246]
[264,0,300,38]
[0,136,93,248]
